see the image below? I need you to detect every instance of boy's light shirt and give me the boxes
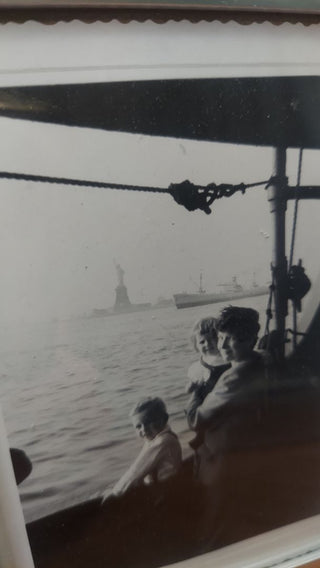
[112,425,182,496]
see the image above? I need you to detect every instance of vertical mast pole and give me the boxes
[268,147,287,361]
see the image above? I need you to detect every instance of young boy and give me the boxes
[111,397,182,497]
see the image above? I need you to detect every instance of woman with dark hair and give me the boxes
[186,307,264,432]
[185,306,268,484]
[184,305,270,548]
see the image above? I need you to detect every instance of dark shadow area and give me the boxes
[27,371,320,568]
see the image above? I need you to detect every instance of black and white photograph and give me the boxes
[0,21,320,568]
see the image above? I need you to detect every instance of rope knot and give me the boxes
[169,180,214,215]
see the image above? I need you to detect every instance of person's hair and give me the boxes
[191,317,218,351]
[130,397,169,430]
[216,306,260,345]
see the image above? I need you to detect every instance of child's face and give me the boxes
[132,411,157,441]
[196,332,218,357]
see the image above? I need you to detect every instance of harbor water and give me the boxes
[0,295,268,523]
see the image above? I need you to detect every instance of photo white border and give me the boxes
[0,21,320,88]
[1,18,320,568]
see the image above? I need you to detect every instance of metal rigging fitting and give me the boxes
[287,261,311,313]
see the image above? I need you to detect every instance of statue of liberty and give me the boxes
[113,260,131,310]
[114,261,125,287]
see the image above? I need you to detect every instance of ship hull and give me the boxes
[173,287,268,309]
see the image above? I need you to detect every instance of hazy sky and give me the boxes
[0,22,319,323]
[1,117,319,323]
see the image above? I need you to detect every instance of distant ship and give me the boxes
[173,274,269,310]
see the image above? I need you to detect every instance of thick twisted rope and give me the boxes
[0,171,166,194]
[0,170,273,215]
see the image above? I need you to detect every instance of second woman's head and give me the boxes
[216,306,260,364]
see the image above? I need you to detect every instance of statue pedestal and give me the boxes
[114,285,131,311]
